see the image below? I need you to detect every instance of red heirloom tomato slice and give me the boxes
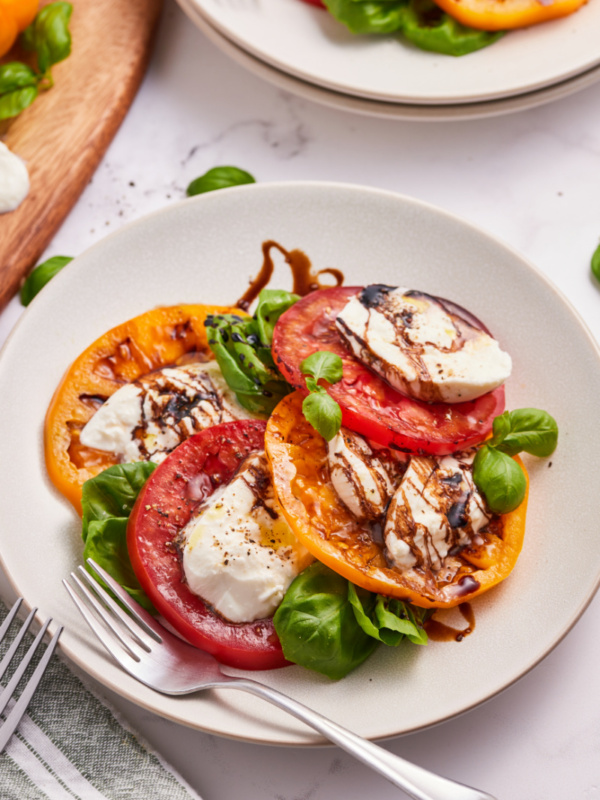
[266,392,528,609]
[272,286,506,455]
[127,419,289,671]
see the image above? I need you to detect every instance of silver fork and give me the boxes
[64,560,496,800]
[0,598,63,752]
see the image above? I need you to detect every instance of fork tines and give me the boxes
[0,598,62,752]
[63,561,163,668]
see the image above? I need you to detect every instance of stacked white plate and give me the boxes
[176,0,600,120]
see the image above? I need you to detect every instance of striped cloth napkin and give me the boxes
[0,600,202,800]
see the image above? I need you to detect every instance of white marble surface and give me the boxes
[2,2,600,798]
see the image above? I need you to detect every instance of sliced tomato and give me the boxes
[127,419,289,671]
[266,392,528,609]
[45,303,245,514]
[272,286,505,456]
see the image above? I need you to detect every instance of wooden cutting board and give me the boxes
[0,0,163,311]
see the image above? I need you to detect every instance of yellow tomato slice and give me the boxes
[433,0,588,30]
[45,304,245,514]
[265,391,528,609]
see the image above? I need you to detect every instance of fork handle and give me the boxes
[230,679,495,800]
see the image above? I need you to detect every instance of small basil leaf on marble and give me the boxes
[0,86,38,120]
[187,166,256,197]
[20,255,73,306]
[591,243,600,283]
[473,445,526,515]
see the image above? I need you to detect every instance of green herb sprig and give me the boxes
[300,351,343,441]
[0,3,73,121]
[473,408,558,514]
[205,289,298,415]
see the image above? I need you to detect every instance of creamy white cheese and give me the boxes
[181,452,313,623]
[384,451,490,573]
[80,360,257,463]
[327,429,395,521]
[0,142,29,214]
[336,286,512,404]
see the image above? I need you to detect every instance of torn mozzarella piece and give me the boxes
[327,429,396,521]
[181,451,313,623]
[80,360,257,463]
[0,142,29,214]
[384,451,491,573]
[336,285,512,404]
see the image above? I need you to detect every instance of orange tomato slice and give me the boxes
[0,0,39,31]
[265,391,528,609]
[0,7,19,57]
[433,0,588,31]
[45,304,245,514]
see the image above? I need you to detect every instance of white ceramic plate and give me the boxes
[1,183,599,745]
[180,0,600,105]
[179,0,600,122]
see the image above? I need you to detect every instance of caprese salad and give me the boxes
[45,260,558,679]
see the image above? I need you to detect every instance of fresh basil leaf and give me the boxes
[302,388,342,441]
[473,445,526,515]
[20,255,73,306]
[592,244,600,283]
[22,2,73,74]
[83,517,155,612]
[323,0,407,35]
[206,313,292,415]
[81,462,157,542]
[0,86,38,120]
[187,166,255,197]
[492,408,558,458]
[348,584,429,646]
[300,351,343,385]
[0,62,38,94]
[254,289,299,346]
[273,562,378,680]
[402,0,503,56]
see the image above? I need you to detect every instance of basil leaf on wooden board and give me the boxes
[0,62,39,94]
[22,2,73,74]
[187,166,256,196]
[273,562,378,680]
[0,86,38,120]
[20,256,73,306]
